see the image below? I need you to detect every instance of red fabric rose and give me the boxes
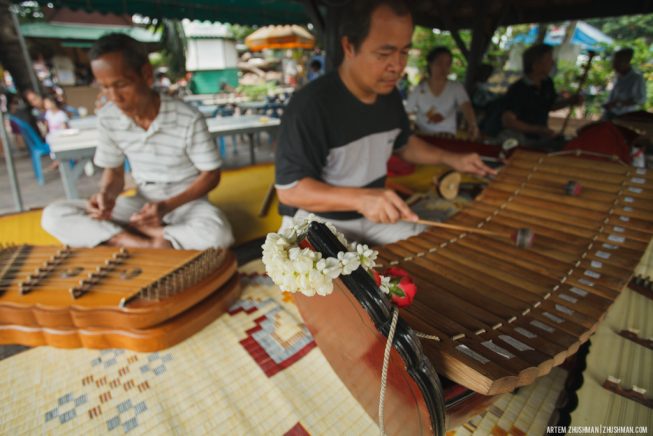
[391,277,417,307]
[372,267,418,308]
[372,270,381,286]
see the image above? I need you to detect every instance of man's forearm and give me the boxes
[277,178,366,213]
[461,102,477,129]
[99,167,125,199]
[397,135,451,165]
[161,170,221,212]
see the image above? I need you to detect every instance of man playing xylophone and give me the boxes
[275,0,495,245]
[42,34,234,250]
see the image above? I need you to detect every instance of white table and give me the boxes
[46,129,98,200]
[46,116,281,199]
[69,116,98,131]
[206,115,280,165]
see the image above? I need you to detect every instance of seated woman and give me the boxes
[406,46,479,139]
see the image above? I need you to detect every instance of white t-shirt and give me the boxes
[45,109,69,132]
[405,80,469,135]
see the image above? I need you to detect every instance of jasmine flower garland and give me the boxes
[262,214,387,297]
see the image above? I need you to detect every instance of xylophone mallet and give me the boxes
[411,219,535,249]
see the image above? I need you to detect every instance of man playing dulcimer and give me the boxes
[275,0,495,245]
[42,34,234,249]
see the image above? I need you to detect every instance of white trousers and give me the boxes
[42,183,234,250]
[279,209,425,246]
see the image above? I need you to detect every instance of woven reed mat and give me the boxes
[0,260,377,435]
[448,367,568,435]
[570,241,653,429]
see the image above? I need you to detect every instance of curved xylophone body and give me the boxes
[0,246,240,351]
[295,150,653,434]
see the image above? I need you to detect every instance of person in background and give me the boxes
[406,46,479,139]
[153,71,172,93]
[23,89,46,120]
[471,63,498,110]
[500,43,582,149]
[602,48,647,120]
[307,59,323,82]
[43,96,70,132]
[397,73,410,100]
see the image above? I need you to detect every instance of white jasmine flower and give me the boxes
[355,244,378,270]
[337,251,360,275]
[378,275,392,294]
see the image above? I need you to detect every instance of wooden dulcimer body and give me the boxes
[0,246,240,352]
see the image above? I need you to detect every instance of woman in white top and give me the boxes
[406,46,479,139]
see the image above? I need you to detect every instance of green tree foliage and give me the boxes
[588,13,653,45]
[554,38,653,116]
[410,25,531,83]
[226,24,256,42]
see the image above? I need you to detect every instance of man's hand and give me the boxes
[130,202,168,228]
[357,189,418,224]
[87,192,116,220]
[446,153,497,177]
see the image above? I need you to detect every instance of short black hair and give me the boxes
[614,47,634,62]
[339,0,411,51]
[89,33,149,73]
[522,43,553,74]
[426,46,452,65]
[310,59,322,70]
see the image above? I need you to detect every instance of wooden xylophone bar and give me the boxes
[374,150,653,395]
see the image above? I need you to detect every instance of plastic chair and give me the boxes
[213,106,239,157]
[9,115,51,185]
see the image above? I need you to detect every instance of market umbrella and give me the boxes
[245,25,315,51]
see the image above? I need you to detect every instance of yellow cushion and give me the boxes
[208,164,281,245]
[0,164,457,247]
[0,210,59,246]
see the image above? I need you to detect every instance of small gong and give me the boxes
[434,171,462,200]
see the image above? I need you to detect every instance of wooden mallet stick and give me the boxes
[411,218,534,248]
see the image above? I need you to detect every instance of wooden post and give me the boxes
[324,4,343,72]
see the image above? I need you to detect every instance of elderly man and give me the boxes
[603,48,647,120]
[42,34,234,249]
[274,0,494,246]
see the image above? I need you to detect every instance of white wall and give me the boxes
[186,39,238,71]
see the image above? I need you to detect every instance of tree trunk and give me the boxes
[535,23,548,44]
[0,0,37,94]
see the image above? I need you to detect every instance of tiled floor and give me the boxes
[0,132,276,215]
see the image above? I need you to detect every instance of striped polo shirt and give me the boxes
[94,94,221,185]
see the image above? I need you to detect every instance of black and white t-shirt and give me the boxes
[275,71,411,220]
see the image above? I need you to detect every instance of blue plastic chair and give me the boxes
[9,115,51,185]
